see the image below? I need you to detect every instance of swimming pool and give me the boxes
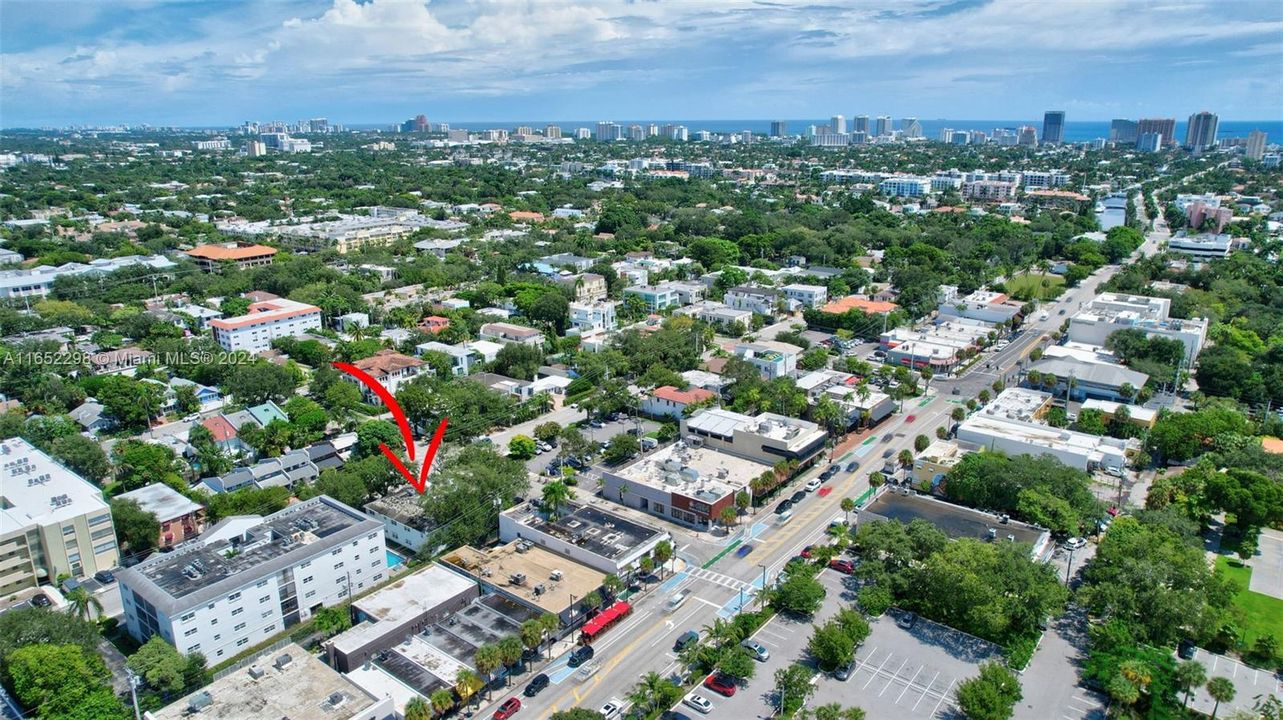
[386,550,405,568]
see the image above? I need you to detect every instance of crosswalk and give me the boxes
[685,566,751,591]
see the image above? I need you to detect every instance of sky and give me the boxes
[2,0,1282,128]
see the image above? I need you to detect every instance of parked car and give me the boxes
[824,464,840,477]
[493,697,521,720]
[740,639,770,662]
[599,699,623,719]
[805,478,822,492]
[882,448,895,458]
[774,500,793,515]
[881,434,894,443]
[93,570,116,584]
[1063,537,1087,551]
[674,630,700,653]
[845,461,859,472]
[790,490,806,504]
[660,713,693,720]
[828,558,855,574]
[683,694,714,714]
[800,545,814,559]
[896,612,917,630]
[568,645,595,667]
[30,594,51,608]
[834,658,856,681]
[703,673,737,697]
[524,674,550,697]
[1178,639,1197,660]
[589,419,604,428]
[905,415,916,423]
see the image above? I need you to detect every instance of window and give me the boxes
[333,562,344,570]
[263,624,275,633]
[330,549,341,556]
[216,650,224,657]
[190,644,200,651]
[366,532,377,541]
[261,610,272,618]
[368,547,377,555]
[88,513,111,526]
[259,596,270,604]
[335,577,345,585]
[180,612,195,622]
[370,560,380,568]
[300,560,311,569]
[234,622,246,632]
[236,638,248,647]
[305,590,316,599]
[93,541,116,554]
[184,628,198,637]
[62,525,76,536]
[228,592,241,602]
[210,619,218,625]
[231,608,243,616]
[256,580,268,588]
[214,634,220,641]
[372,574,382,582]
[302,576,312,584]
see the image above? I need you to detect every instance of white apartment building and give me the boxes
[0,438,119,595]
[1021,170,1072,189]
[879,177,932,197]
[781,283,829,309]
[0,255,176,300]
[1167,232,1234,260]
[478,322,545,347]
[683,408,828,467]
[962,180,1017,202]
[724,285,789,316]
[118,496,386,662]
[569,300,619,332]
[734,341,802,380]
[209,298,323,353]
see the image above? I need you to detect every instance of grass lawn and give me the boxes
[1215,556,1283,648]
[1005,272,1066,301]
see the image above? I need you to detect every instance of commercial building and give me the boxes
[879,177,932,198]
[116,484,206,551]
[499,499,670,576]
[962,180,1017,202]
[0,255,177,300]
[956,389,1136,471]
[146,642,394,720]
[643,385,717,420]
[1185,111,1219,150]
[1042,111,1065,145]
[725,285,793,316]
[601,441,766,529]
[209,298,323,353]
[1167,232,1234,261]
[861,491,1051,559]
[1026,356,1149,402]
[478,322,544,347]
[0,438,119,595]
[911,439,975,488]
[770,121,788,137]
[937,286,1023,324]
[733,341,802,380]
[675,300,753,331]
[1109,119,1138,144]
[1067,293,1208,363]
[441,541,605,629]
[880,317,996,371]
[795,369,895,428]
[1136,118,1176,148]
[325,564,479,673]
[343,350,424,403]
[185,243,278,272]
[1079,399,1158,429]
[118,496,386,661]
[683,408,827,467]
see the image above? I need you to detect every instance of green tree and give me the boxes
[431,688,456,716]
[653,540,674,577]
[914,434,930,452]
[354,419,403,459]
[110,497,160,553]
[534,421,562,445]
[473,643,502,697]
[603,433,640,464]
[113,439,185,492]
[718,646,757,681]
[542,480,572,520]
[404,696,432,720]
[774,663,817,715]
[49,433,111,484]
[809,620,857,671]
[772,568,827,616]
[1207,676,1236,719]
[127,636,200,695]
[1175,659,1207,708]
[64,585,103,622]
[508,434,537,460]
[223,360,300,405]
[6,643,127,719]
[0,607,101,668]
[955,661,1023,720]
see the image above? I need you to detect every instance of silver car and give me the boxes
[683,694,714,715]
[740,639,770,662]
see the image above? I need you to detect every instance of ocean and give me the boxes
[358,118,1282,143]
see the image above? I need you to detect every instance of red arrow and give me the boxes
[332,362,448,494]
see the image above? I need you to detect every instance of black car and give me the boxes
[845,461,858,472]
[30,594,51,608]
[524,673,550,697]
[567,644,595,668]
[881,434,894,443]
[661,713,693,720]
[94,570,116,584]
[1178,639,1196,660]
[882,448,895,459]
[823,464,839,477]
[790,490,806,504]
[774,500,793,515]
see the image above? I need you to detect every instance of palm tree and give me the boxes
[405,697,432,720]
[520,619,544,656]
[65,586,103,621]
[497,636,523,677]
[603,574,624,597]
[1207,676,1235,719]
[1175,659,1207,708]
[653,541,674,578]
[719,505,738,531]
[473,644,502,699]
[542,480,571,520]
[538,613,560,657]
[630,671,670,713]
[429,688,455,717]
[582,591,602,611]
[454,669,484,707]
[841,497,856,525]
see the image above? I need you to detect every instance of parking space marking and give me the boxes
[897,665,924,703]
[879,658,909,696]
[912,671,939,711]
[931,678,957,717]
[863,651,893,689]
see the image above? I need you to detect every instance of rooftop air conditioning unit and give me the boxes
[248,666,265,680]
[273,654,292,671]
[550,569,564,581]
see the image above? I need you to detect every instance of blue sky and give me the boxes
[2,0,1282,127]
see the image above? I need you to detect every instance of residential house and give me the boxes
[569,300,619,333]
[642,385,716,420]
[344,350,424,403]
[116,483,207,550]
[88,347,154,376]
[725,286,794,316]
[415,341,478,376]
[734,341,802,380]
[781,284,829,309]
[69,400,114,435]
[478,322,545,347]
[623,284,679,311]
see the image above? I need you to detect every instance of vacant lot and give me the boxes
[1004,272,1065,301]
[1216,556,1283,651]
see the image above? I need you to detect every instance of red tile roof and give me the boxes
[202,416,238,443]
[653,385,716,405]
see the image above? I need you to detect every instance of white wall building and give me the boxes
[118,496,386,662]
[569,300,619,332]
[781,284,829,309]
[209,298,323,353]
[1067,293,1208,363]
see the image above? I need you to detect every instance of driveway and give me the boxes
[1015,605,1106,720]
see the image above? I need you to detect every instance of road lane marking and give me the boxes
[931,678,957,717]
[863,652,893,689]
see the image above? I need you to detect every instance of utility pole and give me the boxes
[127,668,142,720]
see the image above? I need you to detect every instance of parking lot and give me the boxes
[1185,647,1283,718]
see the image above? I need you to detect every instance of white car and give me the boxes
[683,694,714,714]
[599,699,623,719]
[1064,537,1087,551]
[805,478,822,492]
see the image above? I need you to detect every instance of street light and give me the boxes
[1065,545,1078,585]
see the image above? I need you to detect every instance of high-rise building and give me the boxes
[1136,118,1176,148]
[574,127,591,140]
[830,115,846,135]
[770,120,788,137]
[875,116,892,136]
[413,114,429,132]
[545,124,562,139]
[647,123,659,137]
[852,116,870,134]
[1017,125,1038,146]
[0,437,120,595]
[1185,111,1219,150]
[1042,111,1065,145]
[901,118,923,139]
[627,124,645,141]
[1136,133,1163,152]
[938,127,954,142]
[1109,119,1138,144]
[1246,130,1268,161]
[595,121,622,141]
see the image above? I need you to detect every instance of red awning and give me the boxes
[581,601,631,638]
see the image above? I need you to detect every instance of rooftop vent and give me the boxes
[188,691,213,713]
[273,653,292,671]
[248,666,265,679]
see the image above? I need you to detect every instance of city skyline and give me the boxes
[3,0,1282,127]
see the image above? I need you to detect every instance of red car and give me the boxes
[829,558,855,574]
[800,545,814,559]
[704,673,737,697]
[493,697,521,720]
[905,414,916,423]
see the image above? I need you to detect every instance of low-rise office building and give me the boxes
[118,496,386,661]
[185,243,278,272]
[601,442,768,529]
[795,369,896,427]
[0,438,119,594]
[937,286,1023,324]
[781,283,829,309]
[145,642,394,720]
[1026,356,1149,402]
[441,541,606,629]
[1167,231,1235,261]
[683,408,828,467]
[956,389,1137,471]
[1068,293,1208,363]
[499,499,670,575]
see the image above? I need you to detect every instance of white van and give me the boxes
[666,590,690,613]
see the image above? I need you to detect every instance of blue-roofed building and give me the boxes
[247,401,288,427]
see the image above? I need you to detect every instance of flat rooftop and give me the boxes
[146,643,378,720]
[986,388,1053,421]
[503,500,665,561]
[863,491,1049,549]
[121,496,380,614]
[612,442,767,502]
[330,564,478,657]
[116,483,204,523]
[0,437,110,530]
[443,542,605,614]
[365,487,434,531]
